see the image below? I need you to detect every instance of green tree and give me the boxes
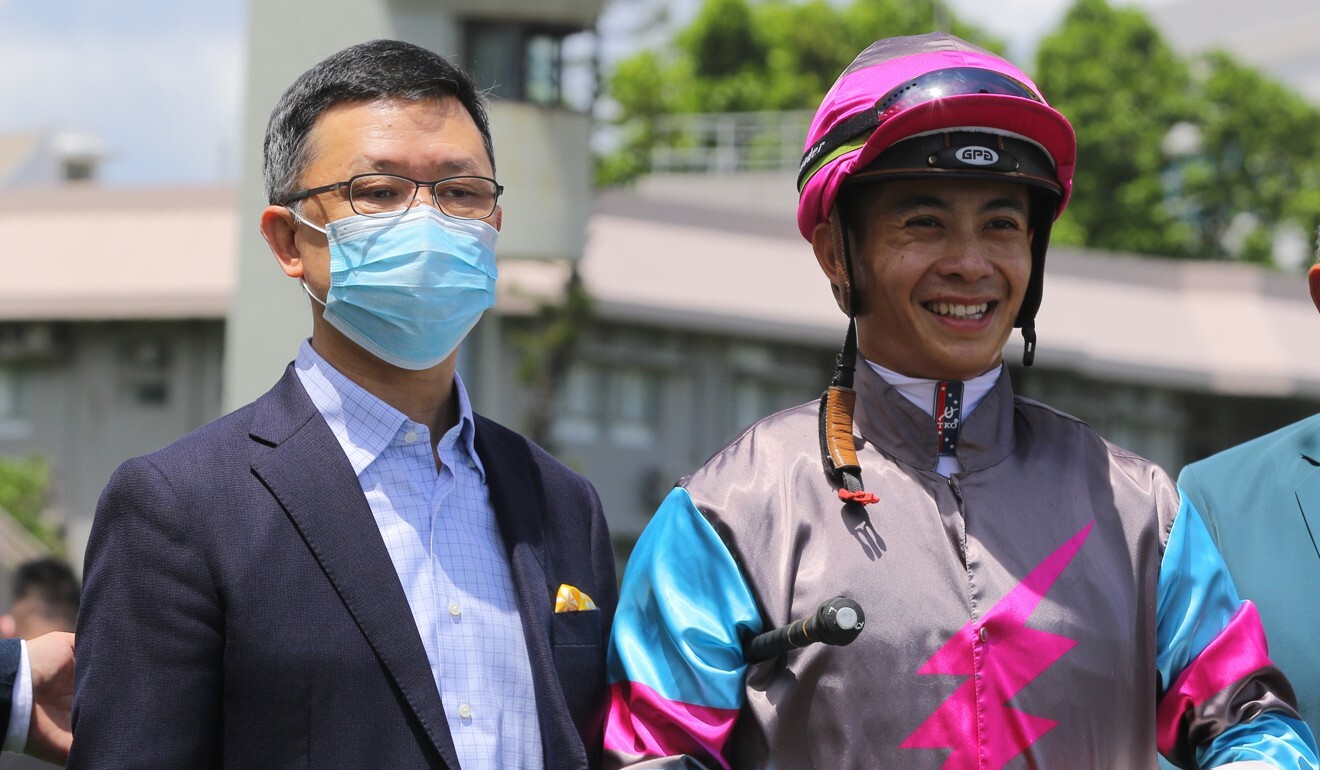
[510,264,595,452]
[598,0,1000,186]
[604,0,1320,268]
[0,454,62,555]
[1038,0,1320,265]
[1177,51,1320,263]
[1035,0,1195,256]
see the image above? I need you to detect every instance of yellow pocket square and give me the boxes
[554,584,597,612]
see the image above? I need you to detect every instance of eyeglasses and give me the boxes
[282,173,504,220]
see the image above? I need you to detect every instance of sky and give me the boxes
[0,0,1173,187]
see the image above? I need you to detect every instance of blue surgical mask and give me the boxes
[296,206,499,370]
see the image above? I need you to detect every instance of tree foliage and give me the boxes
[600,0,1320,267]
[1036,0,1320,265]
[509,264,595,453]
[598,0,1000,186]
[1177,52,1320,264]
[1034,0,1195,256]
[0,454,63,554]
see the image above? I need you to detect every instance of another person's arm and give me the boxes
[24,631,75,764]
[1155,491,1319,768]
[602,488,763,770]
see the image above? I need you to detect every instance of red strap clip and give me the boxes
[837,489,879,506]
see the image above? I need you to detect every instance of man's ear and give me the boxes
[260,205,305,278]
[811,213,851,315]
[491,205,503,232]
[1309,263,1320,315]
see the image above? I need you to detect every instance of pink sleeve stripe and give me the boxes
[1156,601,1275,755]
[603,679,739,770]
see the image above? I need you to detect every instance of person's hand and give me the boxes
[24,631,75,764]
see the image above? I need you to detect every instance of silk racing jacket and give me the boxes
[603,363,1317,769]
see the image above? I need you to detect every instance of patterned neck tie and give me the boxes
[934,380,964,457]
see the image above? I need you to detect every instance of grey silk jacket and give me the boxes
[603,361,1316,769]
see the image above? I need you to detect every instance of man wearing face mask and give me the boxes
[70,40,617,769]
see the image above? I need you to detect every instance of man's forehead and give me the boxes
[860,177,1030,208]
[303,96,490,173]
[310,95,472,136]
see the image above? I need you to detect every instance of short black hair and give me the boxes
[263,39,494,205]
[13,557,80,624]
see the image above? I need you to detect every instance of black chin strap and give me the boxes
[1021,322,1036,367]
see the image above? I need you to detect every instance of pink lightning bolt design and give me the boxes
[901,521,1095,769]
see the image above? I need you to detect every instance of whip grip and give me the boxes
[744,596,865,664]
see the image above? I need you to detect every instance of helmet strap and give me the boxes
[1021,322,1036,367]
[828,208,855,315]
[818,204,877,506]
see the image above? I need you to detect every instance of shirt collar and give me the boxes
[863,359,1001,422]
[854,357,1016,472]
[293,339,485,481]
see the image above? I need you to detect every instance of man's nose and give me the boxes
[939,233,995,280]
[412,185,442,210]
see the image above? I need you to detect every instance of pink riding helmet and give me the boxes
[797,32,1075,239]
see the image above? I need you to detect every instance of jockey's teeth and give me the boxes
[927,302,989,319]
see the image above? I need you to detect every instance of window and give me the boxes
[0,367,31,438]
[726,343,829,436]
[554,363,603,444]
[552,362,661,450]
[607,368,659,449]
[117,340,173,407]
[464,22,593,110]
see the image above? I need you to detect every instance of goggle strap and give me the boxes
[798,110,880,190]
[818,320,879,507]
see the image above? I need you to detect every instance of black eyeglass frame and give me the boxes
[281,173,505,220]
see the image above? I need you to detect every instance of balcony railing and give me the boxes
[649,111,813,174]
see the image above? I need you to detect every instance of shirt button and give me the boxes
[458,703,473,720]
[449,601,461,617]
[979,626,989,642]
[403,430,417,443]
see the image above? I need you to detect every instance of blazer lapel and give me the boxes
[1295,434,1320,561]
[475,418,581,767]
[248,368,461,768]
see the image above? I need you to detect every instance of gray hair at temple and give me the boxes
[262,39,494,206]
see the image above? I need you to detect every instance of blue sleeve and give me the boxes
[1156,490,1318,768]
[603,487,763,769]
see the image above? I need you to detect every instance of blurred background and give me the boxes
[2,0,1319,587]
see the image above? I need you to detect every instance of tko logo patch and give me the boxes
[934,380,963,457]
[955,146,998,166]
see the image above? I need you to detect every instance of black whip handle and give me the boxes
[744,596,865,664]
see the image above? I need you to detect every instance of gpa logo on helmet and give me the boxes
[955,146,998,166]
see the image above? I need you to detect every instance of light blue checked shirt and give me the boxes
[294,341,544,769]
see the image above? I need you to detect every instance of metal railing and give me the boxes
[649,110,813,174]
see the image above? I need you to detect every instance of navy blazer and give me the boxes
[70,366,617,769]
[1179,413,1320,737]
